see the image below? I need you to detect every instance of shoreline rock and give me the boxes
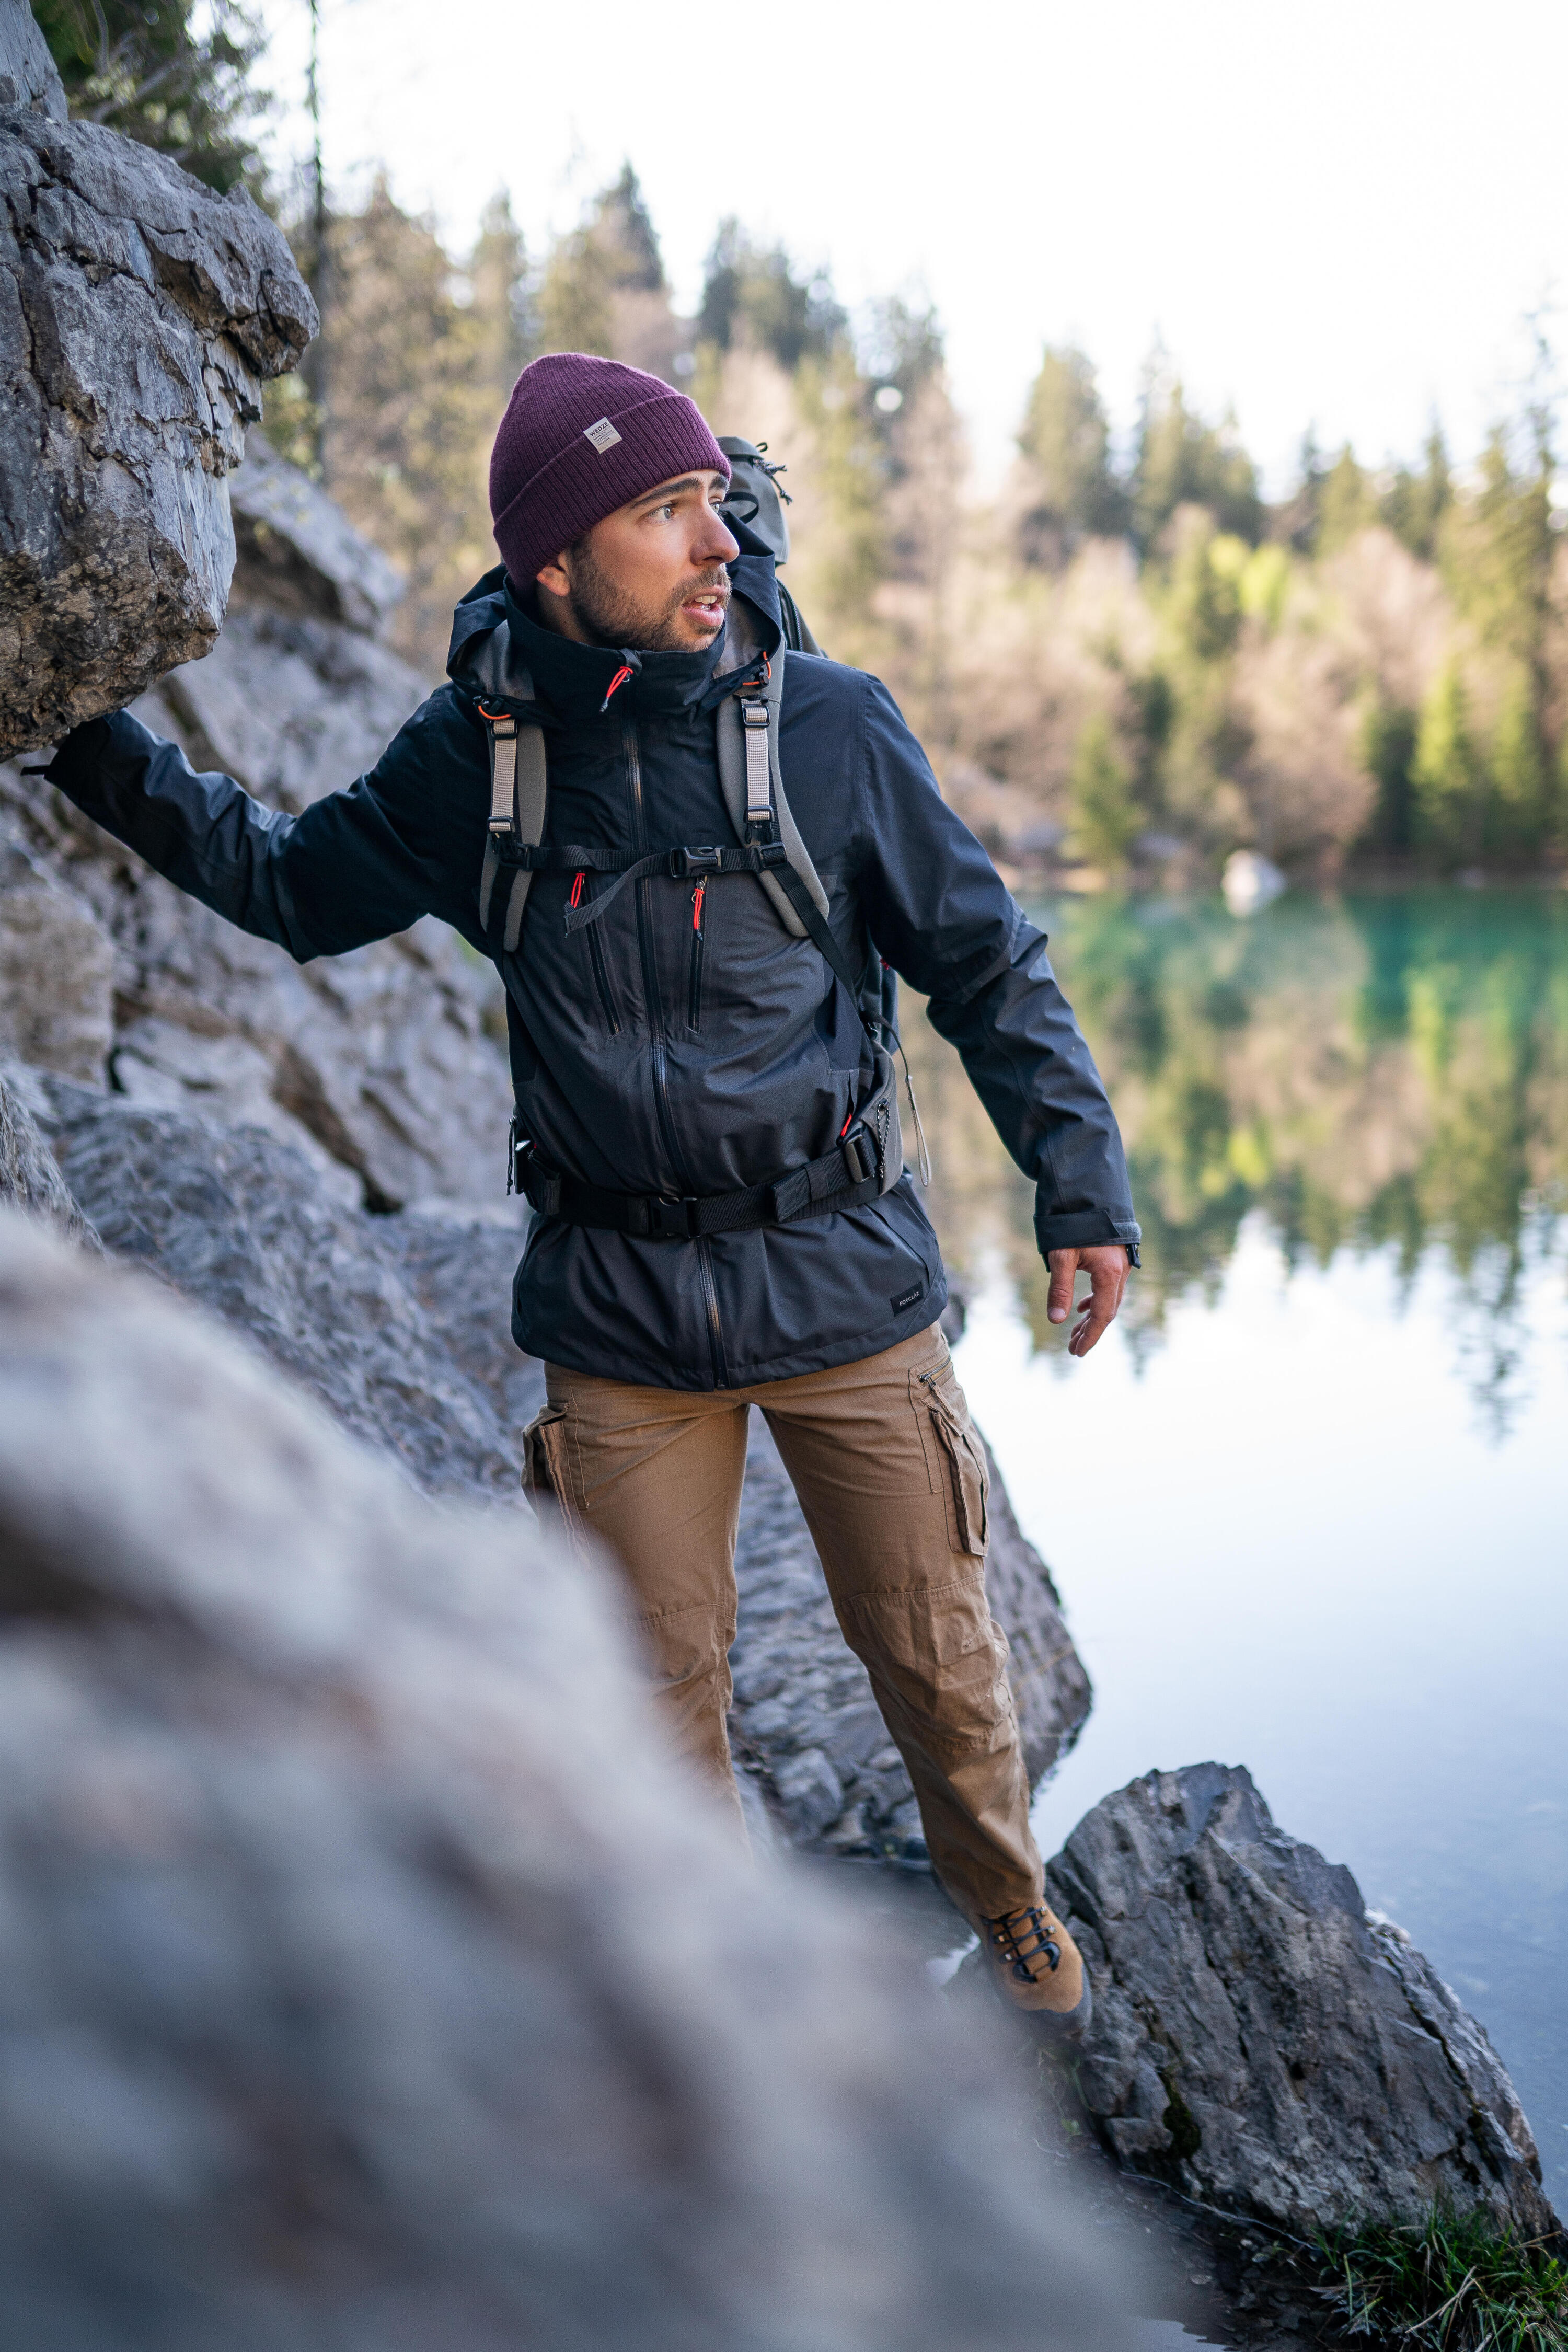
[1047,1762,1558,2241]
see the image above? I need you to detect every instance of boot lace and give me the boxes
[989,1902,1062,1985]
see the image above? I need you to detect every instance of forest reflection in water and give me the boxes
[906,887,1568,1431]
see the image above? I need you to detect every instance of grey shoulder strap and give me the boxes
[716,645,829,938]
[468,634,546,954]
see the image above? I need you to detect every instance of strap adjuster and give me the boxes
[646,1195,698,1239]
[668,845,724,878]
[740,700,769,729]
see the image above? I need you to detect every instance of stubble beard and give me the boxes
[566,539,731,653]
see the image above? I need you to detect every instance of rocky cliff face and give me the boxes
[1047,1763,1557,2241]
[0,10,316,756]
[0,1200,1136,2351]
[0,428,514,1209]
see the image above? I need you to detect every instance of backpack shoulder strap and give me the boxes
[461,618,546,954]
[716,646,831,939]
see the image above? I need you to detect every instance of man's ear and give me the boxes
[536,554,572,598]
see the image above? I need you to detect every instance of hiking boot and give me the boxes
[982,1895,1093,2045]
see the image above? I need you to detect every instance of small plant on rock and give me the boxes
[1318,2208,1568,2350]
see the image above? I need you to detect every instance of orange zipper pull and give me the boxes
[692,878,706,932]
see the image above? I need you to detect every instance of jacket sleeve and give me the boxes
[43,691,491,962]
[852,674,1141,1261]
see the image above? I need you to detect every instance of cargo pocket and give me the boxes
[521,1404,587,1561]
[917,1369,989,1558]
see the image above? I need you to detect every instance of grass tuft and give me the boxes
[1317,2208,1568,2350]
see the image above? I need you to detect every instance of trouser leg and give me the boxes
[533,1366,750,1825]
[759,1324,1043,1925]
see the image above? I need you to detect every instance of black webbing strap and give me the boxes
[513,1129,882,1238]
[557,841,791,933]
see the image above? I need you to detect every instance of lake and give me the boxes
[907,887,1568,2216]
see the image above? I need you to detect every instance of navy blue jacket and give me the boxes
[47,543,1139,1390]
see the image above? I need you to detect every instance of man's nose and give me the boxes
[695,509,740,564]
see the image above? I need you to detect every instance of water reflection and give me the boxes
[907,889,1568,1430]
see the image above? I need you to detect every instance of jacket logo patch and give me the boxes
[583,417,622,453]
[891,1282,925,1314]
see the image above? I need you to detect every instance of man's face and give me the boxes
[535,469,739,653]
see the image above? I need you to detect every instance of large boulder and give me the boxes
[0,753,512,1206]
[0,1207,1136,2351]
[33,1078,533,1501]
[0,21,317,756]
[0,831,113,1080]
[1048,1763,1557,2240]
[0,1059,96,1246]
[0,0,63,116]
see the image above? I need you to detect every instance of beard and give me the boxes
[565,540,731,653]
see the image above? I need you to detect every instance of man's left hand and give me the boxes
[1045,1245,1130,1358]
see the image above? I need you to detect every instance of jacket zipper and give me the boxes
[687,879,706,1032]
[585,912,621,1036]
[622,716,729,1388]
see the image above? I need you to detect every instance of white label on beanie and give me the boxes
[583,417,622,454]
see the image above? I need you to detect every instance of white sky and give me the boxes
[257,0,1568,493]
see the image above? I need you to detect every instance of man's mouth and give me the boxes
[681,586,729,630]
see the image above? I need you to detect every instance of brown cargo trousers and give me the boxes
[522,1323,1045,1926]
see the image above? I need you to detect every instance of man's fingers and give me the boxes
[1066,1252,1128,1357]
[1045,1248,1078,1324]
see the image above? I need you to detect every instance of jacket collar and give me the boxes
[446,524,783,721]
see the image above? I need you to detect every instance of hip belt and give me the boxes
[510,1053,899,1241]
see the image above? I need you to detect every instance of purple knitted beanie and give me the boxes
[489,353,730,589]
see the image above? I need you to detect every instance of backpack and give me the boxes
[716,437,823,658]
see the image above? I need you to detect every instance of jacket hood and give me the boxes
[446,521,783,720]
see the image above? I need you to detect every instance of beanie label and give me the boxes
[582,417,624,454]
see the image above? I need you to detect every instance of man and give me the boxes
[43,353,1140,2043]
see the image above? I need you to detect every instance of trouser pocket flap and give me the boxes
[521,1405,586,1557]
[920,1380,989,1558]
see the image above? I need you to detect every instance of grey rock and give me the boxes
[227,428,405,633]
[34,1079,529,1502]
[0,828,113,1079]
[0,1208,1139,2351]
[730,1413,1090,1853]
[163,605,432,814]
[2,742,513,1207]
[0,106,315,756]
[0,1059,97,1246]
[1048,1762,1558,2238]
[0,0,65,117]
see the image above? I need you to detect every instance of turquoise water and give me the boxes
[913,889,1568,2215]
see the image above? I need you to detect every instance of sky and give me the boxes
[257,0,1568,493]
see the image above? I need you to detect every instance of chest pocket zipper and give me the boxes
[572,873,621,1036]
[687,879,707,1033]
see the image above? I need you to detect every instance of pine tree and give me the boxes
[1015,345,1125,558]
[301,178,508,666]
[36,0,269,194]
[1068,713,1140,871]
[1316,445,1375,556]
[1380,424,1452,560]
[696,222,845,373]
[1411,661,1481,864]
[1131,347,1263,554]
[538,166,682,378]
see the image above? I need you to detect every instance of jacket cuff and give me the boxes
[43,714,113,793]
[1033,1204,1143,1263]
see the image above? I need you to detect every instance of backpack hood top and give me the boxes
[489,353,731,592]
